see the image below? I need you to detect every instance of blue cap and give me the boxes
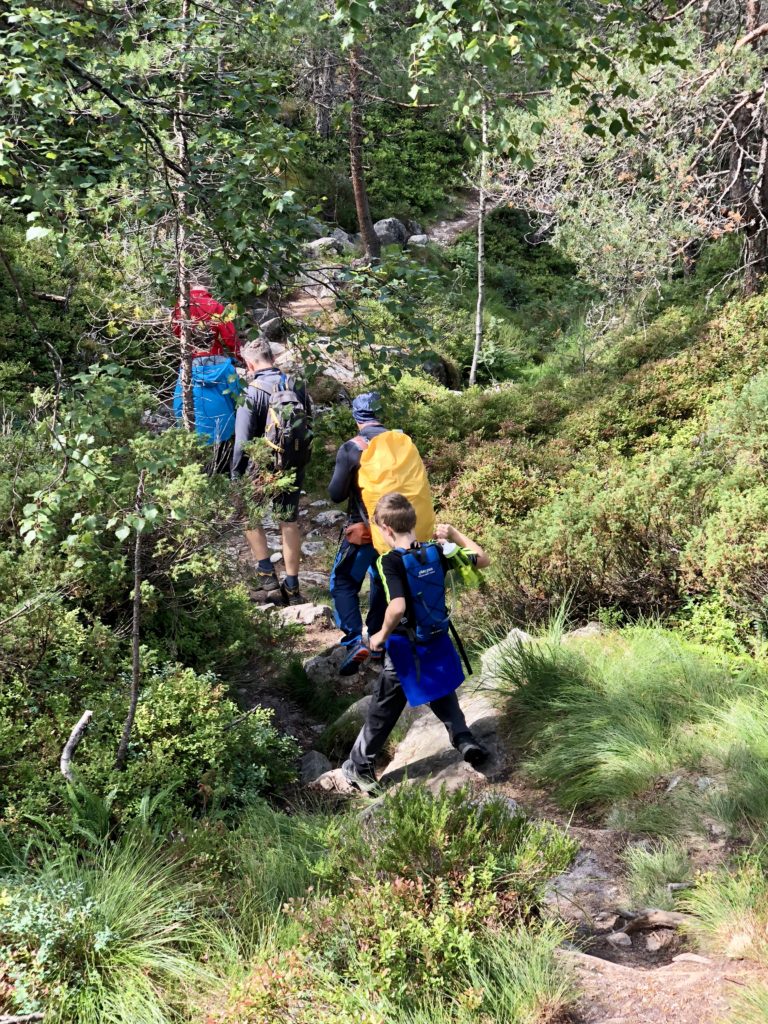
[351,391,383,424]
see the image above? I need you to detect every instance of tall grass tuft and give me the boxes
[491,625,768,831]
[622,840,692,910]
[0,840,211,1023]
[681,859,768,964]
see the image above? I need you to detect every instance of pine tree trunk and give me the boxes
[115,470,145,771]
[348,45,380,260]
[469,104,488,387]
[175,0,194,430]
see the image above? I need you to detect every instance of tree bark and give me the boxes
[469,103,488,387]
[348,45,380,260]
[115,470,145,771]
[314,50,336,140]
[175,0,195,430]
[60,710,94,782]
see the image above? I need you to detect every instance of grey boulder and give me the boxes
[373,217,409,247]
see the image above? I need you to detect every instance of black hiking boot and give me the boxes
[341,758,382,796]
[280,581,309,606]
[455,734,489,768]
[248,570,281,604]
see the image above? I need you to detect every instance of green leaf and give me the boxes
[25,225,51,242]
[115,524,130,541]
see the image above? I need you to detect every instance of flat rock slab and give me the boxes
[380,685,503,793]
[544,829,626,926]
[300,750,333,784]
[276,603,333,627]
[562,947,768,1024]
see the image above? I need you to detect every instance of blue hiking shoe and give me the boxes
[338,640,371,677]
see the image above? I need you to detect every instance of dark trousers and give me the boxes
[329,538,387,647]
[348,653,470,770]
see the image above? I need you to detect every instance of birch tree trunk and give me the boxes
[175,0,195,430]
[115,470,146,771]
[314,51,336,140]
[348,45,380,260]
[469,102,488,387]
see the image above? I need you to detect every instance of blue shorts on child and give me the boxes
[386,631,465,707]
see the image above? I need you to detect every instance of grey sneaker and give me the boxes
[455,734,489,768]
[248,570,281,603]
[341,758,382,795]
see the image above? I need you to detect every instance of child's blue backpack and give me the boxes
[399,543,450,643]
[384,542,473,707]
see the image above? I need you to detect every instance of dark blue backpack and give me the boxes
[399,543,450,643]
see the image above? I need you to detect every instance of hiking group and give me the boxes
[172,286,490,794]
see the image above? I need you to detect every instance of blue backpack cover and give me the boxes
[173,358,240,445]
[385,543,464,707]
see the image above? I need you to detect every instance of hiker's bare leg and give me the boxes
[245,527,269,563]
[281,521,301,577]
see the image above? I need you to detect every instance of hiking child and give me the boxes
[342,492,489,793]
[231,337,313,606]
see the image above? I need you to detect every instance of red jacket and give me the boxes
[172,287,241,359]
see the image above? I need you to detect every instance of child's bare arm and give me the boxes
[369,597,406,650]
[435,523,491,569]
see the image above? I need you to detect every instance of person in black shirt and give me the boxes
[231,337,311,605]
[342,492,490,794]
[327,392,388,675]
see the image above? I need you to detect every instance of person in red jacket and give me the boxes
[172,283,242,360]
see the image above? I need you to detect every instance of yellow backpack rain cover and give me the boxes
[358,431,435,554]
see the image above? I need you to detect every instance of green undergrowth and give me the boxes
[491,625,768,836]
[1,785,578,1024]
[374,241,768,645]
[622,840,692,910]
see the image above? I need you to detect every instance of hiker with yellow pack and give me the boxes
[328,392,435,676]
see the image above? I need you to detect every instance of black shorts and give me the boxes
[272,465,305,523]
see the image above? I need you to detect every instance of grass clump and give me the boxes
[491,625,768,834]
[681,858,768,964]
[622,840,692,910]
[0,840,209,1023]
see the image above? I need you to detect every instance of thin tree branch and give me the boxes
[60,710,94,782]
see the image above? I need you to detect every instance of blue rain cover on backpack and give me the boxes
[387,631,465,707]
[173,357,240,445]
[400,543,450,642]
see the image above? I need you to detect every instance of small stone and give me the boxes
[407,233,430,246]
[594,913,621,933]
[308,768,357,795]
[276,603,333,627]
[309,499,329,508]
[301,540,326,557]
[563,622,607,642]
[269,551,283,563]
[305,236,341,257]
[672,953,712,965]
[301,750,333,785]
[646,930,674,952]
[301,570,331,586]
[696,776,715,791]
[606,931,632,948]
[314,509,346,527]
[665,775,683,793]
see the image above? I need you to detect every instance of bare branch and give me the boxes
[60,710,94,782]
